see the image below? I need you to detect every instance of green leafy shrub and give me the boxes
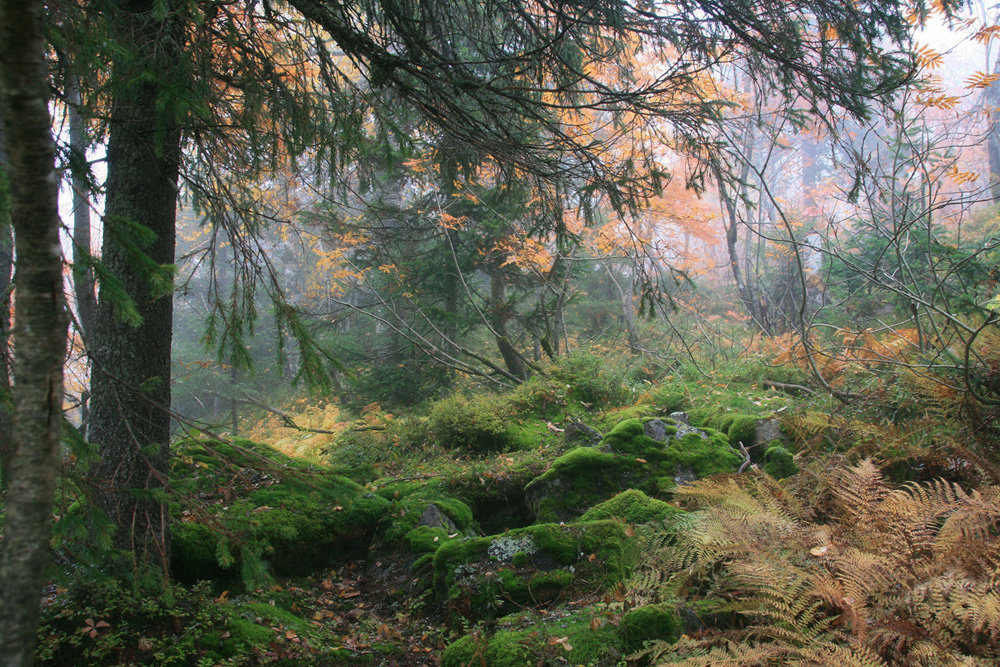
[428,394,529,454]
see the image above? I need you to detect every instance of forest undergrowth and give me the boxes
[19,321,1000,666]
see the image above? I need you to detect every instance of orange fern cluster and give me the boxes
[635,461,1000,665]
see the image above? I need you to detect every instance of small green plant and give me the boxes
[428,394,523,454]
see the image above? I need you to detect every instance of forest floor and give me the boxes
[31,353,1000,665]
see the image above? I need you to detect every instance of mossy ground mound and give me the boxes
[441,608,624,667]
[525,418,741,522]
[579,489,684,524]
[432,520,639,622]
[170,438,390,583]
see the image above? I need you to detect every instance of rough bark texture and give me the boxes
[489,269,528,381]
[89,0,182,575]
[0,121,13,489]
[0,0,69,663]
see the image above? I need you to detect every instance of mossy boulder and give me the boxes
[762,444,798,479]
[579,489,684,524]
[618,603,682,651]
[170,438,390,583]
[726,415,758,450]
[433,521,638,622]
[525,418,741,522]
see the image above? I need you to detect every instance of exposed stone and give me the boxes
[419,503,459,534]
[754,418,784,451]
[564,421,603,447]
[669,411,690,424]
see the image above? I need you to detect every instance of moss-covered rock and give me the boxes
[762,444,798,479]
[726,414,758,450]
[579,489,683,524]
[525,418,741,522]
[170,438,390,583]
[433,521,638,622]
[374,482,478,558]
[618,603,682,651]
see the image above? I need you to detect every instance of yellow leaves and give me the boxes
[971,25,1000,45]
[965,71,1000,91]
[437,210,466,231]
[915,92,961,110]
[914,44,944,70]
[946,164,979,185]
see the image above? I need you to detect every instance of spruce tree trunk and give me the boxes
[0,121,13,489]
[89,1,182,575]
[0,0,69,663]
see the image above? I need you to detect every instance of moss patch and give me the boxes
[762,444,798,479]
[579,489,683,524]
[170,438,390,583]
[433,521,638,622]
[618,603,682,651]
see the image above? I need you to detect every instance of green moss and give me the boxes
[380,490,476,549]
[443,609,623,667]
[441,634,483,667]
[648,386,687,413]
[429,394,524,453]
[171,450,390,581]
[527,419,740,522]
[601,419,667,458]
[412,553,435,572]
[579,489,683,524]
[527,570,573,601]
[433,537,491,592]
[224,617,274,647]
[727,415,758,449]
[485,630,538,667]
[618,603,681,651]
[405,525,451,553]
[669,431,743,478]
[511,551,530,567]
[762,444,798,479]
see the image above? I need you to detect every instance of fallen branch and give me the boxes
[762,380,815,396]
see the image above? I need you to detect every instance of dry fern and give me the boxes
[634,460,1000,665]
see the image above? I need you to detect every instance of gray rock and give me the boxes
[418,504,458,534]
[674,466,697,486]
[643,418,671,442]
[754,418,783,451]
[669,411,690,424]
[564,421,603,447]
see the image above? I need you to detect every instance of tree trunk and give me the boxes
[489,269,528,381]
[89,1,182,576]
[68,71,98,343]
[0,0,69,663]
[0,119,13,489]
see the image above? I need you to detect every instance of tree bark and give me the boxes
[0,0,69,663]
[68,71,98,344]
[489,269,528,381]
[89,0,182,576]
[0,119,13,489]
